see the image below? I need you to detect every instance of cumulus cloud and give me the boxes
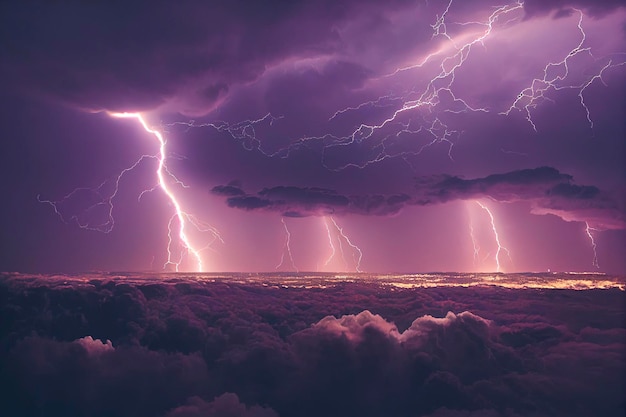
[311,310,401,342]
[75,335,114,355]
[1,274,624,417]
[310,310,491,346]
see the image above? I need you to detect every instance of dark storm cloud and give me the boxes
[212,167,624,229]
[0,0,414,114]
[212,184,247,197]
[213,185,410,217]
[523,0,626,17]
[546,183,600,199]
[0,274,624,417]
[427,166,571,202]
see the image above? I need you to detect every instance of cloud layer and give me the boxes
[1,273,624,417]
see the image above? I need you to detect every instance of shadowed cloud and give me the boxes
[212,166,624,229]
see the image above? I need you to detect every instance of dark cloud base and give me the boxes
[212,167,625,229]
[0,273,624,417]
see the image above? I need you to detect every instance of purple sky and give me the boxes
[0,0,624,273]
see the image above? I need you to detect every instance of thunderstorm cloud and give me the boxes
[212,167,625,229]
[0,0,624,272]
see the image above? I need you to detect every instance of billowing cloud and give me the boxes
[1,274,624,417]
[75,335,114,355]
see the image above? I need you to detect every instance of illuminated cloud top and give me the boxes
[0,0,624,273]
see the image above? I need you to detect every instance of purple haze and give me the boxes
[0,0,624,273]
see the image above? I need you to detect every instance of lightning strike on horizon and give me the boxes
[584,222,600,269]
[276,217,298,272]
[475,201,511,272]
[323,217,337,268]
[40,111,221,272]
[328,217,363,272]
[109,112,221,272]
[468,218,480,266]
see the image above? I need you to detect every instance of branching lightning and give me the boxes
[584,222,600,269]
[323,217,363,273]
[475,201,511,272]
[502,9,626,131]
[167,1,624,175]
[276,217,298,272]
[468,218,481,266]
[111,112,223,272]
[40,111,222,272]
[38,1,623,273]
[323,217,337,268]
[37,154,157,233]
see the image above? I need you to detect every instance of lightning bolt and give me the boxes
[40,111,221,272]
[109,112,222,272]
[40,1,621,274]
[312,0,523,169]
[502,8,626,131]
[328,217,363,273]
[276,217,298,272]
[163,1,624,174]
[584,222,600,269]
[323,217,337,268]
[475,201,511,272]
[467,214,481,266]
[37,154,156,233]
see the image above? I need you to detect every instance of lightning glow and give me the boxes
[323,217,337,268]
[327,217,363,273]
[35,1,624,274]
[37,154,156,233]
[502,9,626,131]
[475,201,511,273]
[109,112,221,272]
[584,222,600,269]
[172,0,622,175]
[40,111,221,273]
[276,217,298,272]
[467,216,481,267]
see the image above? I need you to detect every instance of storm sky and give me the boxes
[0,0,624,273]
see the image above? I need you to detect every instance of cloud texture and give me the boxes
[0,273,624,417]
[212,166,624,229]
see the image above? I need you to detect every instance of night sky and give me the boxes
[1,0,625,274]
